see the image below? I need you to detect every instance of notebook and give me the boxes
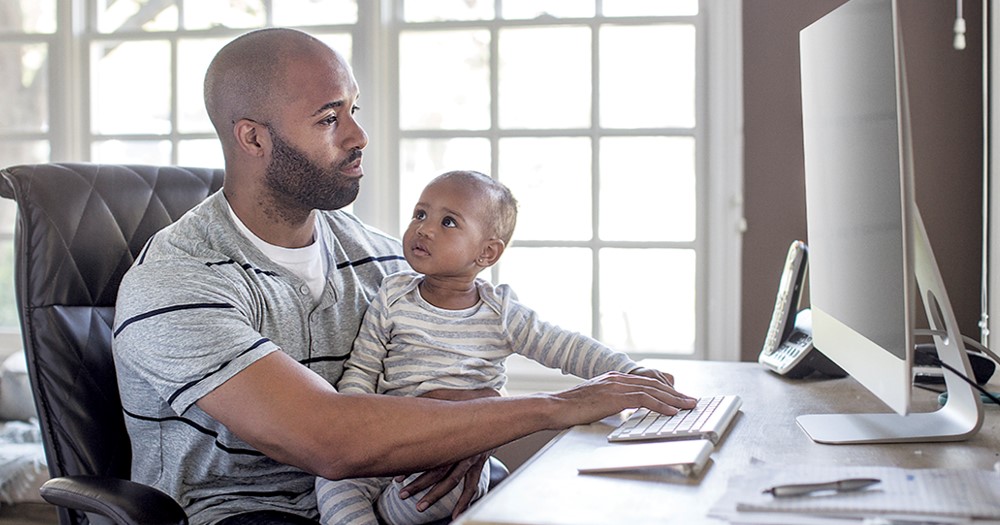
[577,438,713,477]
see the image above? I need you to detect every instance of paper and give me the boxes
[709,465,1000,522]
[577,438,713,476]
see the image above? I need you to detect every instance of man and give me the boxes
[112,27,695,525]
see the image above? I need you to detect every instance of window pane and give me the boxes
[399,30,490,130]
[499,247,592,336]
[274,0,358,25]
[184,0,264,30]
[502,1,594,19]
[399,138,491,232]
[600,248,695,354]
[92,41,171,134]
[603,1,698,17]
[0,141,49,166]
[0,239,16,328]
[0,43,48,133]
[0,201,13,237]
[316,33,353,64]
[404,0,493,22]
[600,24,695,128]
[0,190,15,328]
[92,140,171,165]
[499,137,591,241]
[178,139,224,169]
[2,1,57,33]
[97,0,179,33]
[599,137,695,241]
[498,27,590,129]
[177,38,227,134]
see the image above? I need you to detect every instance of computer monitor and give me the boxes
[797,0,983,444]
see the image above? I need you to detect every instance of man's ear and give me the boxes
[233,119,268,158]
[476,239,506,268]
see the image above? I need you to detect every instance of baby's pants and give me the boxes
[315,461,490,525]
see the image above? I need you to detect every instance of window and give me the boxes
[393,2,702,361]
[0,1,743,371]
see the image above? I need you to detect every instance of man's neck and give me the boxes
[224,192,316,248]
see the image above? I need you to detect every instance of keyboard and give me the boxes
[607,395,742,444]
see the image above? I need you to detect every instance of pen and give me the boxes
[762,477,881,497]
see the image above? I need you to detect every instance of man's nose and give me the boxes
[339,115,368,151]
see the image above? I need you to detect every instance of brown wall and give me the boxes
[741,1,984,360]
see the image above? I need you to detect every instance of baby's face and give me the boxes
[402,178,492,278]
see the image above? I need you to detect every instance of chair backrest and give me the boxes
[0,163,224,525]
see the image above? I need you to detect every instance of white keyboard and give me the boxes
[607,395,742,444]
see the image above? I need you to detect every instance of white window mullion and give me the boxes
[351,0,398,235]
[704,0,744,361]
[590,18,603,342]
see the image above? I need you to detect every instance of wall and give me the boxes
[741,0,984,361]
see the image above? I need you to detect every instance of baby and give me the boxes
[315,170,679,525]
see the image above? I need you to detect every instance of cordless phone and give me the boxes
[761,241,808,356]
[758,241,845,378]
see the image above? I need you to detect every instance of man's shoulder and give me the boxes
[122,193,262,288]
[136,194,238,264]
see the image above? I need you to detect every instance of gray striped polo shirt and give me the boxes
[113,191,406,524]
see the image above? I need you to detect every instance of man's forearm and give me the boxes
[304,392,554,480]
[199,352,693,482]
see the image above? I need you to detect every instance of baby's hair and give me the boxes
[435,170,518,245]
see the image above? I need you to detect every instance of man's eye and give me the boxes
[351,105,361,115]
[321,115,338,126]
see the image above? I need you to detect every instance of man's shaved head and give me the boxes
[204,28,339,149]
[205,27,367,240]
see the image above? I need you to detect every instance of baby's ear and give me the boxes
[476,239,506,268]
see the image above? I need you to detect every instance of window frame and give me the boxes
[358,1,744,376]
[0,0,743,374]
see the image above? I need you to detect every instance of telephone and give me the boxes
[758,241,846,379]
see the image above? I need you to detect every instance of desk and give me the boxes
[455,359,1000,525]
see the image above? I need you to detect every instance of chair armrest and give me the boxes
[488,456,509,488]
[40,475,188,525]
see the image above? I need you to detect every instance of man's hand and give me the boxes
[545,371,697,430]
[395,388,500,519]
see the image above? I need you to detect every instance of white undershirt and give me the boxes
[225,200,328,302]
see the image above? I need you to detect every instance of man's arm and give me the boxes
[197,350,693,481]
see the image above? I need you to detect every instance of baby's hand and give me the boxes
[627,366,672,385]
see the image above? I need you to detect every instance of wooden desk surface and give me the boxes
[455,359,1000,525]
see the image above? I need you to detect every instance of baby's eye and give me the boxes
[413,210,427,221]
[442,217,457,228]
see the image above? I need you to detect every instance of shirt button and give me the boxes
[299,285,310,295]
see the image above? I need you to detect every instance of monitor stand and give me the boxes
[796,210,984,444]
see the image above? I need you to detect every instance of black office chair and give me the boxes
[0,162,505,525]
[0,163,224,525]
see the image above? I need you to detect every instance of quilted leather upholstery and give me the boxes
[0,163,224,525]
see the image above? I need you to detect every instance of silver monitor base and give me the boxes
[796,405,980,444]
[797,209,984,445]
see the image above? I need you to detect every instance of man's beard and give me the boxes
[264,127,361,212]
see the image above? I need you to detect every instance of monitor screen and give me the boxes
[801,0,914,415]
[797,0,982,443]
